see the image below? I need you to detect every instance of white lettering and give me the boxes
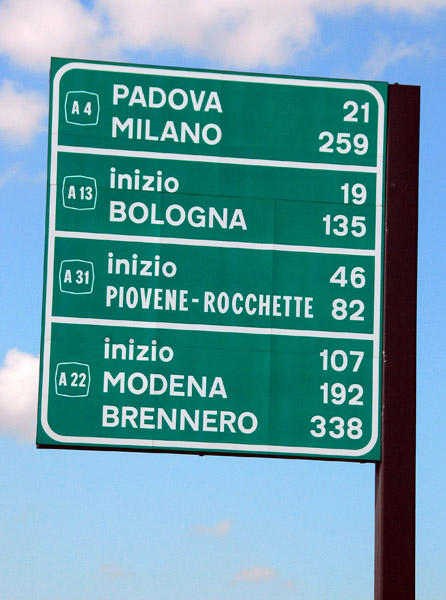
[109,202,245,231]
[101,406,258,435]
[113,85,222,112]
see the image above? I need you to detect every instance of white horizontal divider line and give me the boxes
[51,316,375,340]
[53,230,377,256]
[56,145,378,173]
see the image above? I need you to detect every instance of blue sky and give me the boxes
[0,1,446,598]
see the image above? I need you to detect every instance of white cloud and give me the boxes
[96,563,129,580]
[0,163,45,186]
[96,0,446,68]
[371,0,446,12]
[0,0,445,71]
[233,565,278,583]
[193,518,232,537]
[0,0,114,71]
[318,0,446,12]
[0,80,47,145]
[361,37,431,78]
[98,0,317,67]
[0,348,39,443]
[0,163,20,188]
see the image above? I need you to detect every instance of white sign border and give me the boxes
[39,60,386,459]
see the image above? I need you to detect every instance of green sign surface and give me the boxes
[38,58,387,460]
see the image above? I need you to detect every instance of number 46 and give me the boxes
[330,266,366,288]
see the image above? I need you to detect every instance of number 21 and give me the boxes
[344,101,369,123]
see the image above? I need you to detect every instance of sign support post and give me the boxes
[374,83,419,600]
[37,59,421,598]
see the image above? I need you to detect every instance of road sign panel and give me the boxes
[38,58,387,460]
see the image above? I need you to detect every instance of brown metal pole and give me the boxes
[374,84,420,600]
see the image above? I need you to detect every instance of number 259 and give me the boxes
[319,132,368,155]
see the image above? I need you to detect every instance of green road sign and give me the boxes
[38,58,387,460]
